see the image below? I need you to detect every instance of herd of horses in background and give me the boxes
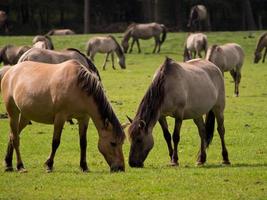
[0,4,266,173]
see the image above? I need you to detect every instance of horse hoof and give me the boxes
[18,168,28,173]
[169,161,179,167]
[46,168,53,173]
[222,160,231,165]
[4,166,14,172]
[196,161,205,166]
[81,168,90,173]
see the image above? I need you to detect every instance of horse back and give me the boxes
[221,43,244,69]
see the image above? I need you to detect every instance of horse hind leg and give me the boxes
[171,118,182,166]
[136,39,141,53]
[158,117,173,163]
[44,115,65,172]
[102,53,110,70]
[78,117,89,172]
[262,47,267,63]
[152,38,157,54]
[231,69,241,97]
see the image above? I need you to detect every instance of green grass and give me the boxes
[0,31,266,200]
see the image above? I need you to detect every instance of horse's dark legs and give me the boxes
[45,116,65,172]
[262,47,267,63]
[158,117,173,162]
[171,118,182,166]
[129,39,136,53]
[230,69,241,97]
[5,114,29,172]
[136,39,141,53]
[152,38,158,54]
[78,118,89,172]
[193,51,196,59]
[111,52,116,70]
[193,117,207,165]
[197,51,202,58]
[102,52,110,70]
[213,108,230,164]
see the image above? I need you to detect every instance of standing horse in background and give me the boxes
[86,35,126,70]
[206,43,244,97]
[0,10,8,34]
[18,47,101,81]
[254,32,267,63]
[183,33,208,61]
[121,23,167,53]
[47,29,75,36]
[33,35,54,50]
[0,45,31,65]
[127,57,230,168]
[187,5,211,32]
[1,60,125,172]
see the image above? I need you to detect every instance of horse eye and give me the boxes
[110,142,117,147]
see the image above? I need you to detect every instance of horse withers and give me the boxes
[86,35,126,70]
[254,32,267,63]
[206,43,245,97]
[1,60,125,173]
[121,22,167,54]
[183,33,208,61]
[127,57,230,168]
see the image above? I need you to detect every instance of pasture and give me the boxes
[0,31,266,199]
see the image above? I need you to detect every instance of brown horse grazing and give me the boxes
[86,35,126,70]
[33,35,54,50]
[127,57,230,168]
[183,33,208,61]
[0,10,8,34]
[47,29,75,36]
[254,32,267,63]
[1,60,125,172]
[0,45,31,65]
[187,5,211,32]
[206,43,245,97]
[18,47,101,81]
[121,22,167,53]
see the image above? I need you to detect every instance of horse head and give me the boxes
[254,51,261,64]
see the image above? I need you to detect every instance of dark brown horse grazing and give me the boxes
[0,10,8,34]
[127,57,230,168]
[121,22,167,53]
[1,60,125,173]
[33,35,54,50]
[254,32,267,63]
[187,5,211,32]
[0,45,31,65]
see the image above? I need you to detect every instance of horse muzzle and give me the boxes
[129,160,144,168]
[110,165,125,172]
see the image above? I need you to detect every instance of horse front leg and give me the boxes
[111,52,116,70]
[136,39,141,53]
[45,115,65,172]
[262,47,267,63]
[171,118,182,166]
[78,117,89,172]
[193,117,207,165]
[102,52,110,70]
[129,39,136,53]
[158,117,173,163]
[152,37,158,53]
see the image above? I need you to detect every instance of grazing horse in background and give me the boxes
[254,32,267,63]
[206,43,245,97]
[33,35,54,50]
[1,60,125,172]
[127,57,230,168]
[187,5,211,32]
[0,45,31,65]
[0,10,8,34]
[86,35,126,70]
[121,22,167,53]
[47,29,75,36]
[183,33,208,61]
[18,47,101,81]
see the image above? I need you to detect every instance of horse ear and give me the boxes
[122,122,130,130]
[139,120,146,129]
[126,115,133,123]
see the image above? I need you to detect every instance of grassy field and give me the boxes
[0,31,266,200]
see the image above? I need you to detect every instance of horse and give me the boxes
[33,35,54,50]
[206,43,245,97]
[47,29,75,36]
[183,33,208,61]
[126,57,230,168]
[254,32,267,63]
[1,60,125,173]
[121,22,167,53]
[0,10,8,34]
[187,5,211,32]
[0,45,31,65]
[86,35,126,70]
[18,47,101,81]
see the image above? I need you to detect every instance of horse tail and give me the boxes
[205,110,215,147]
[160,24,167,44]
[66,48,101,81]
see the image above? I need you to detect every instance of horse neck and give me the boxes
[123,29,132,43]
